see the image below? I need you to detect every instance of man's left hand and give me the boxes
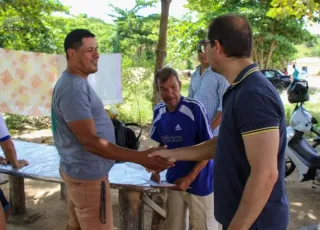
[0,156,7,165]
[171,176,193,191]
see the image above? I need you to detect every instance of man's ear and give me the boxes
[67,49,76,60]
[178,80,182,88]
[214,40,224,55]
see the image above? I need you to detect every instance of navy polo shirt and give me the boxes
[214,64,289,229]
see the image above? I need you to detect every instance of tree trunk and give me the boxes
[264,40,277,69]
[152,0,172,108]
[259,47,264,69]
[252,47,257,63]
[9,175,26,215]
[253,36,265,69]
[119,190,144,230]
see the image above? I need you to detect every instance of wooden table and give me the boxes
[0,140,167,230]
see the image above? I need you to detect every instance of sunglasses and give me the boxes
[197,41,211,54]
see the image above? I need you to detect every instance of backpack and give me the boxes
[112,118,142,151]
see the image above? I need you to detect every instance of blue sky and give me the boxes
[59,0,320,34]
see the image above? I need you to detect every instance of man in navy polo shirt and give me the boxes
[150,14,289,230]
[150,67,219,230]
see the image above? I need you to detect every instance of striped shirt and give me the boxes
[150,96,214,196]
[188,66,229,136]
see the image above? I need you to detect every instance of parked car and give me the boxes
[261,69,292,93]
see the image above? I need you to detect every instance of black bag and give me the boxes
[112,119,142,151]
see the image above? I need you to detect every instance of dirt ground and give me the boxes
[2,128,320,230]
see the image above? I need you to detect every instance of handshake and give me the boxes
[137,145,176,172]
[140,146,193,192]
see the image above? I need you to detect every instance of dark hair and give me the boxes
[207,14,252,58]
[198,39,206,45]
[154,67,179,88]
[64,29,95,59]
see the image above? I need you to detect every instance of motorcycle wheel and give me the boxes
[285,158,296,177]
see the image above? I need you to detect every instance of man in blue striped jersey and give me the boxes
[150,67,219,230]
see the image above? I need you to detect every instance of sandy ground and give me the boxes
[1,128,319,230]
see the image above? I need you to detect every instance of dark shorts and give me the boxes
[0,188,9,213]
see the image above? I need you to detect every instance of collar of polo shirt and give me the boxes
[231,64,260,88]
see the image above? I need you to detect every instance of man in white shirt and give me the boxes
[0,113,28,228]
[188,39,229,136]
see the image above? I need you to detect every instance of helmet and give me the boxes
[287,80,309,103]
[290,106,313,132]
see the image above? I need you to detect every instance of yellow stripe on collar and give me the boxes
[232,67,260,86]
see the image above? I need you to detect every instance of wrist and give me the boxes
[132,153,144,165]
[186,174,195,183]
[174,150,183,161]
[11,160,19,168]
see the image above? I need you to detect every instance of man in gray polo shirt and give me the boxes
[51,29,172,230]
[188,39,229,136]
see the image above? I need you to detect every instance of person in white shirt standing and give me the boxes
[188,39,229,136]
[0,114,28,229]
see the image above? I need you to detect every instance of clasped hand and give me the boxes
[140,145,174,172]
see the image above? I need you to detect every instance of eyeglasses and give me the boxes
[197,41,211,54]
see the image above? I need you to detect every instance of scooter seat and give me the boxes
[289,135,320,168]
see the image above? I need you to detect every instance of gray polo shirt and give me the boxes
[51,71,115,180]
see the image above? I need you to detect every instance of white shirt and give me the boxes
[0,114,10,142]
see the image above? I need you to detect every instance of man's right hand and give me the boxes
[138,146,173,172]
[148,149,178,163]
[139,154,173,172]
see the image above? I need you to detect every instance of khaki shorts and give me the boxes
[60,170,113,230]
[165,190,221,230]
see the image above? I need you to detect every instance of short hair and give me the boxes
[154,67,179,88]
[207,14,253,58]
[64,29,95,59]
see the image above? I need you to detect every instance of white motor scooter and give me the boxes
[285,80,320,182]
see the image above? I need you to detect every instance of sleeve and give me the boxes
[0,115,10,142]
[150,108,162,144]
[59,89,93,123]
[217,77,229,111]
[194,102,214,142]
[188,74,195,98]
[235,89,282,137]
